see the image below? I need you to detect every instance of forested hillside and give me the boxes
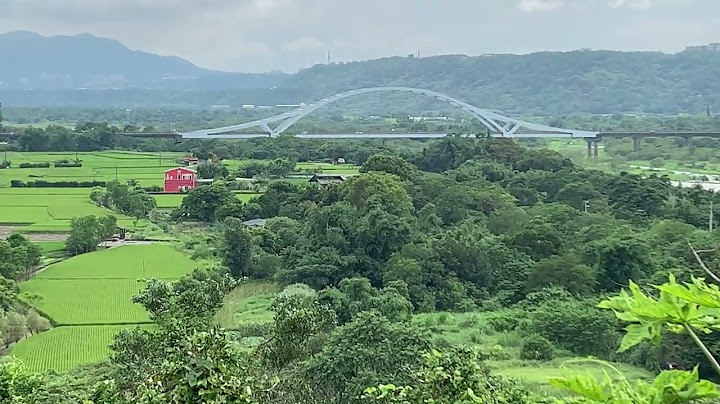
[0,31,288,91]
[286,51,720,115]
[3,37,720,115]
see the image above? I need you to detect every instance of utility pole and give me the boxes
[710,201,714,233]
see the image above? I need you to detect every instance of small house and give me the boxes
[183,156,199,166]
[164,167,197,193]
[309,174,345,185]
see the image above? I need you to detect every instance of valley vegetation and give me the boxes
[2,137,720,402]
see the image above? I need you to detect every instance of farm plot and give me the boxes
[19,279,150,325]
[0,151,183,188]
[15,245,196,371]
[34,244,197,280]
[0,194,137,232]
[11,325,137,372]
[22,245,196,324]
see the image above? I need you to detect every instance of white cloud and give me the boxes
[0,0,714,72]
[516,0,566,12]
[608,0,653,9]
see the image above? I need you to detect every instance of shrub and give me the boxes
[142,185,164,193]
[649,157,665,168]
[54,160,82,168]
[234,322,273,338]
[526,299,619,358]
[520,334,555,361]
[18,162,50,168]
[486,310,522,332]
[12,180,106,188]
[0,161,11,169]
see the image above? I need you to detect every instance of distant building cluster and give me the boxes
[210,103,307,110]
[685,43,720,52]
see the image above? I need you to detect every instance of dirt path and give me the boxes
[0,227,68,241]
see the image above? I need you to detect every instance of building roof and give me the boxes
[164,167,197,173]
[242,219,268,227]
[309,174,345,185]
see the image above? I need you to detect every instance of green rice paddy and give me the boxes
[13,244,196,371]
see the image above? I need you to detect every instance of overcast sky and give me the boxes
[1,0,718,72]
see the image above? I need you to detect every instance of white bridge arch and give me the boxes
[181,87,598,139]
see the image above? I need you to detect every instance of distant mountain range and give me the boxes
[0,31,286,90]
[2,31,720,115]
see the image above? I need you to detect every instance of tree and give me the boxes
[364,348,530,403]
[0,358,44,402]
[99,215,118,241]
[304,311,431,403]
[65,215,105,256]
[173,183,235,222]
[221,217,252,279]
[527,255,597,295]
[360,154,417,181]
[197,160,229,179]
[650,156,666,168]
[3,311,28,346]
[527,298,619,358]
[25,310,51,335]
[606,173,669,217]
[591,234,654,291]
[552,273,720,402]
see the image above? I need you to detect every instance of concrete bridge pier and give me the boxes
[633,136,642,152]
[586,139,600,158]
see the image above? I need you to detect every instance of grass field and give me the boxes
[0,151,184,188]
[34,244,197,280]
[20,279,149,325]
[215,281,278,329]
[0,151,184,232]
[11,325,132,372]
[35,241,67,254]
[413,311,654,393]
[14,245,197,371]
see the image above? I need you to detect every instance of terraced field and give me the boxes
[11,325,142,373]
[13,244,196,371]
[34,245,197,280]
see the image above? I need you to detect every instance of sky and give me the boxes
[0,0,718,73]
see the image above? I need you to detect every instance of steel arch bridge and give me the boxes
[180,87,598,139]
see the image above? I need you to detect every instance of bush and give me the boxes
[649,157,666,168]
[18,162,50,168]
[0,161,11,169]
[519,334,555,361]
[486,310,523,332]
[54,160,82,168]
[11,180,106,188]
[142,185,164,193]
[526,299,619,358]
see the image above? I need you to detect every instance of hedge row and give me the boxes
[54,161,83,168]
[11,180,106,188]
[18,163,51,169]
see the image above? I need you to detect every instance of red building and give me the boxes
[164,167,197,193]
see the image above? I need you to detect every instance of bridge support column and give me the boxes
[586,139,600,158]
[683,135,693,149]
[633,136,642,152]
